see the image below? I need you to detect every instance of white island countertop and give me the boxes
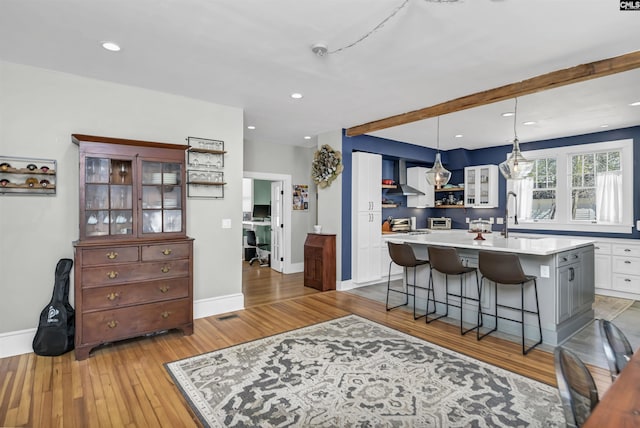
[383,229,595,256]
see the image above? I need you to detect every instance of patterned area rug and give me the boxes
[165,315,564,427]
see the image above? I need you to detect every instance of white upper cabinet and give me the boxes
[353,152,382,212]
[406,167,435,208]
[464,164,499,208]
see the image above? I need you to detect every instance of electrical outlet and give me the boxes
[465,217,470,223]
[496,217,504,225]
[540,265,550,278]
[222,219,232,229]
[489,217,494,224]
[637,220,640,230]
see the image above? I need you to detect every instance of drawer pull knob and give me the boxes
[562,257,568,262]
[107,292,120,301]
[162,249,172,256]
[107,271,118,279]
[161,265,171,273]
[161,311,171,319]
[106,251,118,259]
[159,286,170,293]
[107,320,118,329]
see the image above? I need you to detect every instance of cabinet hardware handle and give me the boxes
[573,254,579,259]
[107,292,120,301]
[106,251,118,259]
[595,246,600,250]
[625,278,631,282]
[569,267,575,281]
[107,271,118,279]
[625,260,631,264]
[107,320,118,329]
[624,248,631,252]
[161,265,171,273]
[562,257,568,262]
[162,249,172,256]
[161,311,171,319]
[159,286,170,293]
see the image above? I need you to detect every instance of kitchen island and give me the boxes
[385,230,595,346]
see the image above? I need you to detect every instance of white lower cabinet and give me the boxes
[594,240,640,299]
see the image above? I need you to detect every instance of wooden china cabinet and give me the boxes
[72,134,194,360]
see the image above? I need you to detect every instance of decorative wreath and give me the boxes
[311,144,344,188]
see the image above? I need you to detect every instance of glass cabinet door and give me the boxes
[141,161,183,235]
[465,168,476,206]
[84,157,133,237]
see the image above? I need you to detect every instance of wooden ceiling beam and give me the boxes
[346,50,640,137]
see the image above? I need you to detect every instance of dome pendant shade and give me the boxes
[499,138,534,180]
[425,152,451,189]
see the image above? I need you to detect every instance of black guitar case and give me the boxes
[32,258,75,356]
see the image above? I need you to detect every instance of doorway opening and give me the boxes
[242,171,293,274]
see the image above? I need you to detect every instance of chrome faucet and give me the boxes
[502,191,518,238]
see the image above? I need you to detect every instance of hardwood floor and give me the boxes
[0,265,611,427]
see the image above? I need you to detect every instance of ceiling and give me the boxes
[1,0,639,151]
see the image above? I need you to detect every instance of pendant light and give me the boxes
[425,116,451,189]
[499,98,534,180]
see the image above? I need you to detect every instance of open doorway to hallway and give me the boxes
[242,176,284,272]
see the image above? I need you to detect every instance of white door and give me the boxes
[270,181,284,272]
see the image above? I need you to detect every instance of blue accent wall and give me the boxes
[341,126,640,281]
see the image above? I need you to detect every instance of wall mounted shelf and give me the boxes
[0,156,57,195]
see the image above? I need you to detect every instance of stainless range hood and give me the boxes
[385,159,425,196]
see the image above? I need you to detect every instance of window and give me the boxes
[508,139,633,234]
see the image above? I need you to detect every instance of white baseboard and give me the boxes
[0,328,37,359]
[1,293,246,359]
[286,262,304,274]
[193,293,245,319]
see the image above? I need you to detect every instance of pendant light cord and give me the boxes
[513,97,519,141]
[436,116,441,152]
[329,0,410,55]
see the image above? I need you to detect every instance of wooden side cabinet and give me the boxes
[72,134,194,360]
[304,233,336,291]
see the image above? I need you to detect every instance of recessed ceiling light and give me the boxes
[101,41,121,52]
[501,112,514,117]
[630,101,640,106]
[600,124,609,128]
[247,125,256,130]
[304,136,311,140]
[290,93,303,99]
[454,134,463,138]
[522,121,536,126]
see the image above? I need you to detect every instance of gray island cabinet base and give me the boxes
[385,231,595,346]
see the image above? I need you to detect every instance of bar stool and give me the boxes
[386,242,430,320]
[425,246,481,335]
[477,250,542,355]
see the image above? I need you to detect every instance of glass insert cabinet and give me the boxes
[78,140,186,239]
[72,134,193,360]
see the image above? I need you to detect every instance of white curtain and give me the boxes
[513,178,534,221]
[596,171,622,223]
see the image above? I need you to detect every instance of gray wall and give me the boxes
[0,61,244,339]
[243,140,316,264]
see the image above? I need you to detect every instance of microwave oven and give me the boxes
[428,217,451,230]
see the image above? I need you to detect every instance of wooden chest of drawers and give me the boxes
[73,239,193,360]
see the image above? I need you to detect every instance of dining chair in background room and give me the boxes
[598,319,634,381]
[554,347,599,428]
[386,242,430,320]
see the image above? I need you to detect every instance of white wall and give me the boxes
[0,62,244,352]
[243,139,316,264]
[316,130,343,288]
